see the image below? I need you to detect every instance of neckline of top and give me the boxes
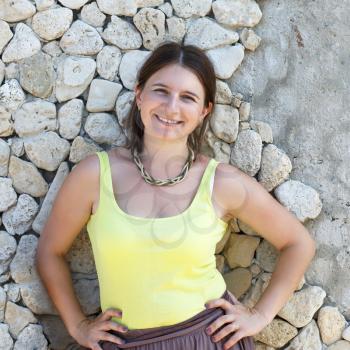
[103,150,216,222]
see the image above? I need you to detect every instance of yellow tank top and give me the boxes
[86,150,229,329]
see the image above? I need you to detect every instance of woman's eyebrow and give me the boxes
[152,83,200,99]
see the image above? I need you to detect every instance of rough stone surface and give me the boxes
[171,0,211,18]
[2,23,41,63]
[96,0,138,16]
[255,239,279,272]
[23,131,71,171]
[207,44,245,79]
[240,28,261,51]
[81,2,106,27]
[97,45,122,81]
[0,0,36,22]
[184,17,239,50]
[68,135,102,163]
[212,0,262,28]
[0,323,13,350]
[0,106,13,137]
[250,120,273,143]
[165,16,186,43]
[13,324,48,350]
[58,99,83,140]
[102,15,142,50]
[0,177,17,212]
[0,79,25,113]
[0,20,13,54]
[0,138,10,176]
[328,341,350,350]
[8,156,48,197]
[2,194,39,236]
[60,20,104,56]
[58,0,90,9]
[274,180,323,222]
[223,267,252,299]
[86,79,123,112]
[230,129,262,176]
[0,231,17,275]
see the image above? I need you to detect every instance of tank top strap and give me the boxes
[94,150,114,206]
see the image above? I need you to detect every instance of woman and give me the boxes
[36,42,316,350]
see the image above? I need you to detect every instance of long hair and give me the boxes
[124,41,217,161]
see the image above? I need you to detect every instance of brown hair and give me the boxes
[124,41,216,161]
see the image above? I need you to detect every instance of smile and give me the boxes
[154,114,183,126]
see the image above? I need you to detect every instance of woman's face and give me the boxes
[135,63,212,143]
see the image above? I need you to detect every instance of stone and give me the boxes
[223,267,252,299]
[32,162,69,234]
[2,23,41,63]
[216,254,225,273]
[18,52,55,98]
[81,2,106,27]
[133,8,166,50]
[0,79,25,113]
[3,283,20,303]
[84,113,122,144]
[274,180,322,222]
[119,50,151,90]
[215,228,230,254]
[223,233,260,268]
[23,131,70,171]
[8,156,48,197]
[8,137,24,157]
[171,0,211,18]
[0,105,13,137]
[158,2,173,17]
[284,319,322,350]
[0,59,4,85]
[2,194,38,236]
[212,0,262,28]
[115,90,134,131]
[277,285,326,327]
[96,0,138,16]
[5,301,37,338]
[184,17,239,50]
[215,80,232,104]
[13,99,57,137]
[97,45,122,81]
[230,129,262,176]
[0,231,17,275]
[237,219,259,236]
[60,20,104,56]
[87,79,123,112]
[4,63,19,82]
[55,55,96,102]
[0,178,17,212]
[58,99,83,140]
[0,323,13,350]
[102,15,142,50]
[239,101,250,121]
[250,120,273,143]
[210,104,239,143]
[0,138,10,176]
[0,286,5,321]
[137,0,164,6]
[343,326,350,341]
[165,17,186,43]
[240,28,261,51]
[0,20,13,54]
[32,7,73,41]
[258,144,292,192]
[255,239,279,272]
[207,44,245,79]
[13,324,48,350]
[10,234,39,284]
[69,136,102,163]
[58,0,90,9]
[42,41,63,57]
[73,278,100,315]
[211,140,231,163]
[328,341,350,350]
[0,0,36,22]
[33,0,55,11]
[254,318,298,348]
[317,306,347,345]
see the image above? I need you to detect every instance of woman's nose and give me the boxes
[164,94,180,112]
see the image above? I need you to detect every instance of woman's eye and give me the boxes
[183,96,195,101]
[154,89,167,94]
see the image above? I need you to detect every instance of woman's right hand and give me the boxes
[72,308,128,350]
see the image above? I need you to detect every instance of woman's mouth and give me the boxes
[154,114,183,126]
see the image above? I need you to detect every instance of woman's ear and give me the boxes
[134,84,142,109]
[200,102,213,122]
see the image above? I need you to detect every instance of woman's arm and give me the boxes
[215,163,317,323]
[35,154,99,337]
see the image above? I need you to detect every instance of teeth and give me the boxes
[156,114,181,124]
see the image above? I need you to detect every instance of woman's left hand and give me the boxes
[204,295,270,350]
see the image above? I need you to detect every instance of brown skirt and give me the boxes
[100,290,255,350]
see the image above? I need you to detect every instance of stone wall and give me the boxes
[0,0,349,349]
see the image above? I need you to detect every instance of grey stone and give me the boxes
[23,131,70,171]
[32,7,73,41]
[210,104,239,143]
[0,138,10,176]
[0,178,17,212]
[171,0,211,18]
[32,162,69,234]
[250,120,273,143]
[60,20,104,56]
[239,101,250,121]
[158,2,173,17]
[102,15,142,50]
[8,137,24,157]
[68,136,102,163]
[133,8,166,50]
[0,106,13,137]
[58,99,83,140]
[2,23,41,63]
[0,231,17,276]
[328,341,350,350]
[255,239,279,272]
[8,156,48,197]
[0,79,25,113]
[240,28,262,51]
[0,0,36,22]
[87,79,123,112]
[13,324,48,350]
[42,41,63,57]
[184,17,239,50]
[33,0,55,11]
[230,129,262,176]
[96,0,138,16]
[115,90,135,131]
[81,2,106,28]
[3,283,20,303]
[0,323,13,350]
[97,45,122,81]
[13,99,57,137]
[0,59,4,85]
[58,0,90,9]
[207,44,245,79]
[258,144,292,192]
[215,80,232,104]
[274,180,322,222]
[165,17,186,43]
[212,0,262,28]
[0,20,13,54]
